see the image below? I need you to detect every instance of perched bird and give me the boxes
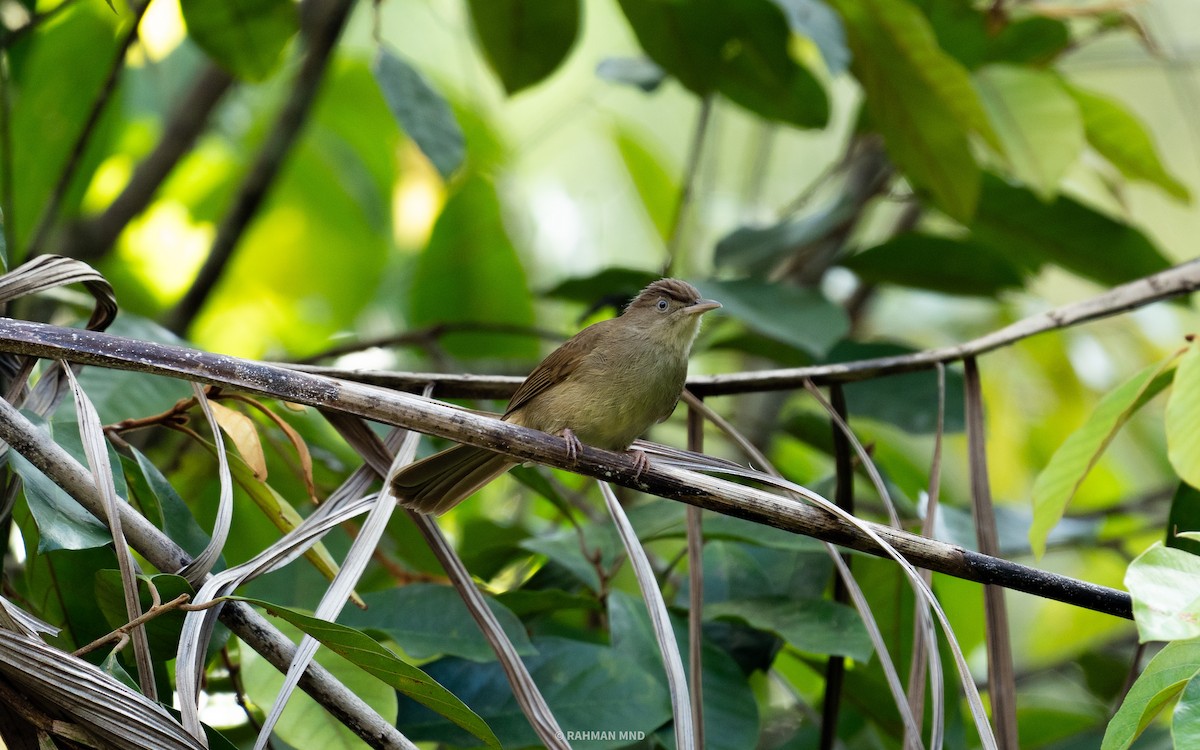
[393,278,721,514]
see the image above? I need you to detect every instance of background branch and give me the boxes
[165,0,354,335]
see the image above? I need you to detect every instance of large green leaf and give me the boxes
[828,0,997,221]
[1166,339,1200,490]
[1067,83,1189,202]
[829,341,967,434]
[706,596,872,660]
[843,233,1025,297]
[466,0,579,94]
[973,174,1172,287]
[974,64,1084,200]
[373,49,465,180]
[608,591,760,750]
[409,177,537,360]
[179,0,297,82]
[95,573,192,656]
[339,585,535,663]
[12,450,111,552]
[238,598,500,749]
[694,278,848,357]
[769,0,850,74]
[1102,638,1200,750]
[618,0,828,128]
[397,636,670,748]
[1126,543,1200,643]
[1028,356,1177,558]
[1177,675,1200,749]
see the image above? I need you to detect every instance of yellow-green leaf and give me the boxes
[975,64,1085,200]
[1029,354,1179,558]
[1168,343,1200,488]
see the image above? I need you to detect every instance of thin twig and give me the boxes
[293,321,565,364]
[26,1,151,260]
[686,402,705,749]
[73,593,192,658]
[165,0,354,334]
[820,385,854,750]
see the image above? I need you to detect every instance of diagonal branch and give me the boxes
[0,316,1133,618]
[68,63,235,263]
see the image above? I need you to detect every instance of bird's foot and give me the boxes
[629,449,651,481]
[559,428,584,464]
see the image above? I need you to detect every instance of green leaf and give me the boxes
[843,233,1026,297]
[1029,356,1177,558]
[973,174,1172,287]
[984,16,1070,66]
[372,49,465,180]
[705,596,873,661]
[829,341,966,434]
[1168,344,1200,490]
[12,450,110,552]
[466,0,579,94]
[409,177,537,359]
[831,0,997,220]
[397,636,670,749]
[123,448,213,561]
[1167,483,1200,556]
[1126,543,1200,643]
[339,585,536,663]
[618,0,828,128]
[614,127,677,242]
[974,64,1085,200]
[1102,638,1200,750]
[608,590,760,750]
[179,0,297,82]
[236,597,500,749]
[543,267,661,310]
[1066,84,1189,202]
[1176,675,1200,749]
[694,278,848,357]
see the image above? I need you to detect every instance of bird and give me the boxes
[392,278,721,514]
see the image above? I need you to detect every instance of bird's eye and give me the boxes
[656,298,669,311]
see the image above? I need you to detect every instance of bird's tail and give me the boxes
[392,444,515,515]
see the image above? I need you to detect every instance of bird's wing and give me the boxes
[503,323,601,419]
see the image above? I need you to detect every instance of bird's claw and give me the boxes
[560,428,583,464]
[629,449,650,481]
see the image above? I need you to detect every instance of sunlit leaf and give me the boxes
[1126,543,1200,643]
[1176,676,1200,749]
[1029,356,1178,558]
[179,0,297,82]
[1102,638,1200,750]
[373,48,465,180]
[208,401,267,480]
[1066,84,1189,202]
[1168,344,1200,490]
[974,64,1084,200]
[614,126,677,242]
[466,0,579,94]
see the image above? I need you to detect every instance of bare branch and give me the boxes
[0,316,1133,618]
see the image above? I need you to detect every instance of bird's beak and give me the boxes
[685,299,721,315]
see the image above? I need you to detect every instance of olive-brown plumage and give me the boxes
[392,279,720,514]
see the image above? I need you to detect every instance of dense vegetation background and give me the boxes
[1,0,1199,748]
